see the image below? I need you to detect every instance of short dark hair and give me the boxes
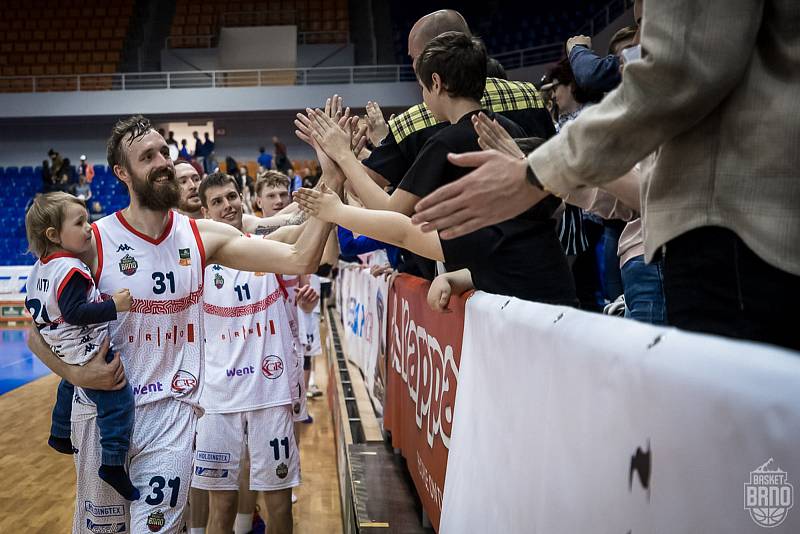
[546,58,603,105]
[416,31,487,102]
[198,172,240,208]
[255,170,290,196]
[106,115,152,173]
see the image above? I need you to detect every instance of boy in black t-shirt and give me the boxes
[295,31,576,306]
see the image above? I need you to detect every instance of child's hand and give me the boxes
[112,288,132,312]
[293,183,342,222]
[427,274,454,313]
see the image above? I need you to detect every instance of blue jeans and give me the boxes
[600,223,625,301]
[621,255,666,325]
[51,352,134,466]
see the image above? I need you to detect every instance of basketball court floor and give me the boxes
[0,326,342,532]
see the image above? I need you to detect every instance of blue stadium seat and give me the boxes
[20,166,33,176]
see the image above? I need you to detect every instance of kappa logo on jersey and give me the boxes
[276,462,289,479]
[171,369,197,395]
[116,243,135,253]
[86,518,127,533]
[84,501,125,518]
[262,355,284,379]
[118,254,138,276]
[211,264,222,271]
[178,248,191,266]
[146,510,165,532]
[214,273,224,289]
[195,466,229,478]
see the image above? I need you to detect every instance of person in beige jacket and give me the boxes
[413,0,800,351]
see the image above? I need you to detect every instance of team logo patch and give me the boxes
[171,370,198,395]
[276,462,289,479]
[146,510,165,532]
[116,243,134,253]
[214,273,224,289]
[195,466,230,478]
[178,248,191,266]
[118,254,138,276]
[86,518,126,533]
[262,355,284,379]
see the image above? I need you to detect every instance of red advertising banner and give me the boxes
[383,275,468,532]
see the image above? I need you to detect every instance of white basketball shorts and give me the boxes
[71,399,197,534]
[191,404,300,492]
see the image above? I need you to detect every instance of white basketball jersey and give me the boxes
[201,265,294,414]
[81,211,205,411]
[25,254,108,365]
[277,274,307,420]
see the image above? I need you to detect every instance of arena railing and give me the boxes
[164,30,349,49]
[0,39,573,94]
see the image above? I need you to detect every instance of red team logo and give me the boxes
[171,370,198,395]
[262,355,284,379]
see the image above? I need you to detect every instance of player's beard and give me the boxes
[130,164,180,211]
[178,193,201,215]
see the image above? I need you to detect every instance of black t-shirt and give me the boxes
[399,110,577,305]
[364,107,555,188]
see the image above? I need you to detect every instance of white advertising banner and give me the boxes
[441,291,800,533]
[338,261,389,414]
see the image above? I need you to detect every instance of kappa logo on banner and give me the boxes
[86,518,126,533]
[744,458,794,528]
[389,292,459,450]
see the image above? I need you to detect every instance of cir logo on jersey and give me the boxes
[276,462,289,479]
[745,458,794,528]
[146,510,165,532]
[262,355,284,379]
[178,248,191,267]
[214,273,224,289]
[118,254,138,276]
[171,370,198,395]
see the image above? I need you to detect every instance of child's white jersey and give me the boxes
[25,253,107,365]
